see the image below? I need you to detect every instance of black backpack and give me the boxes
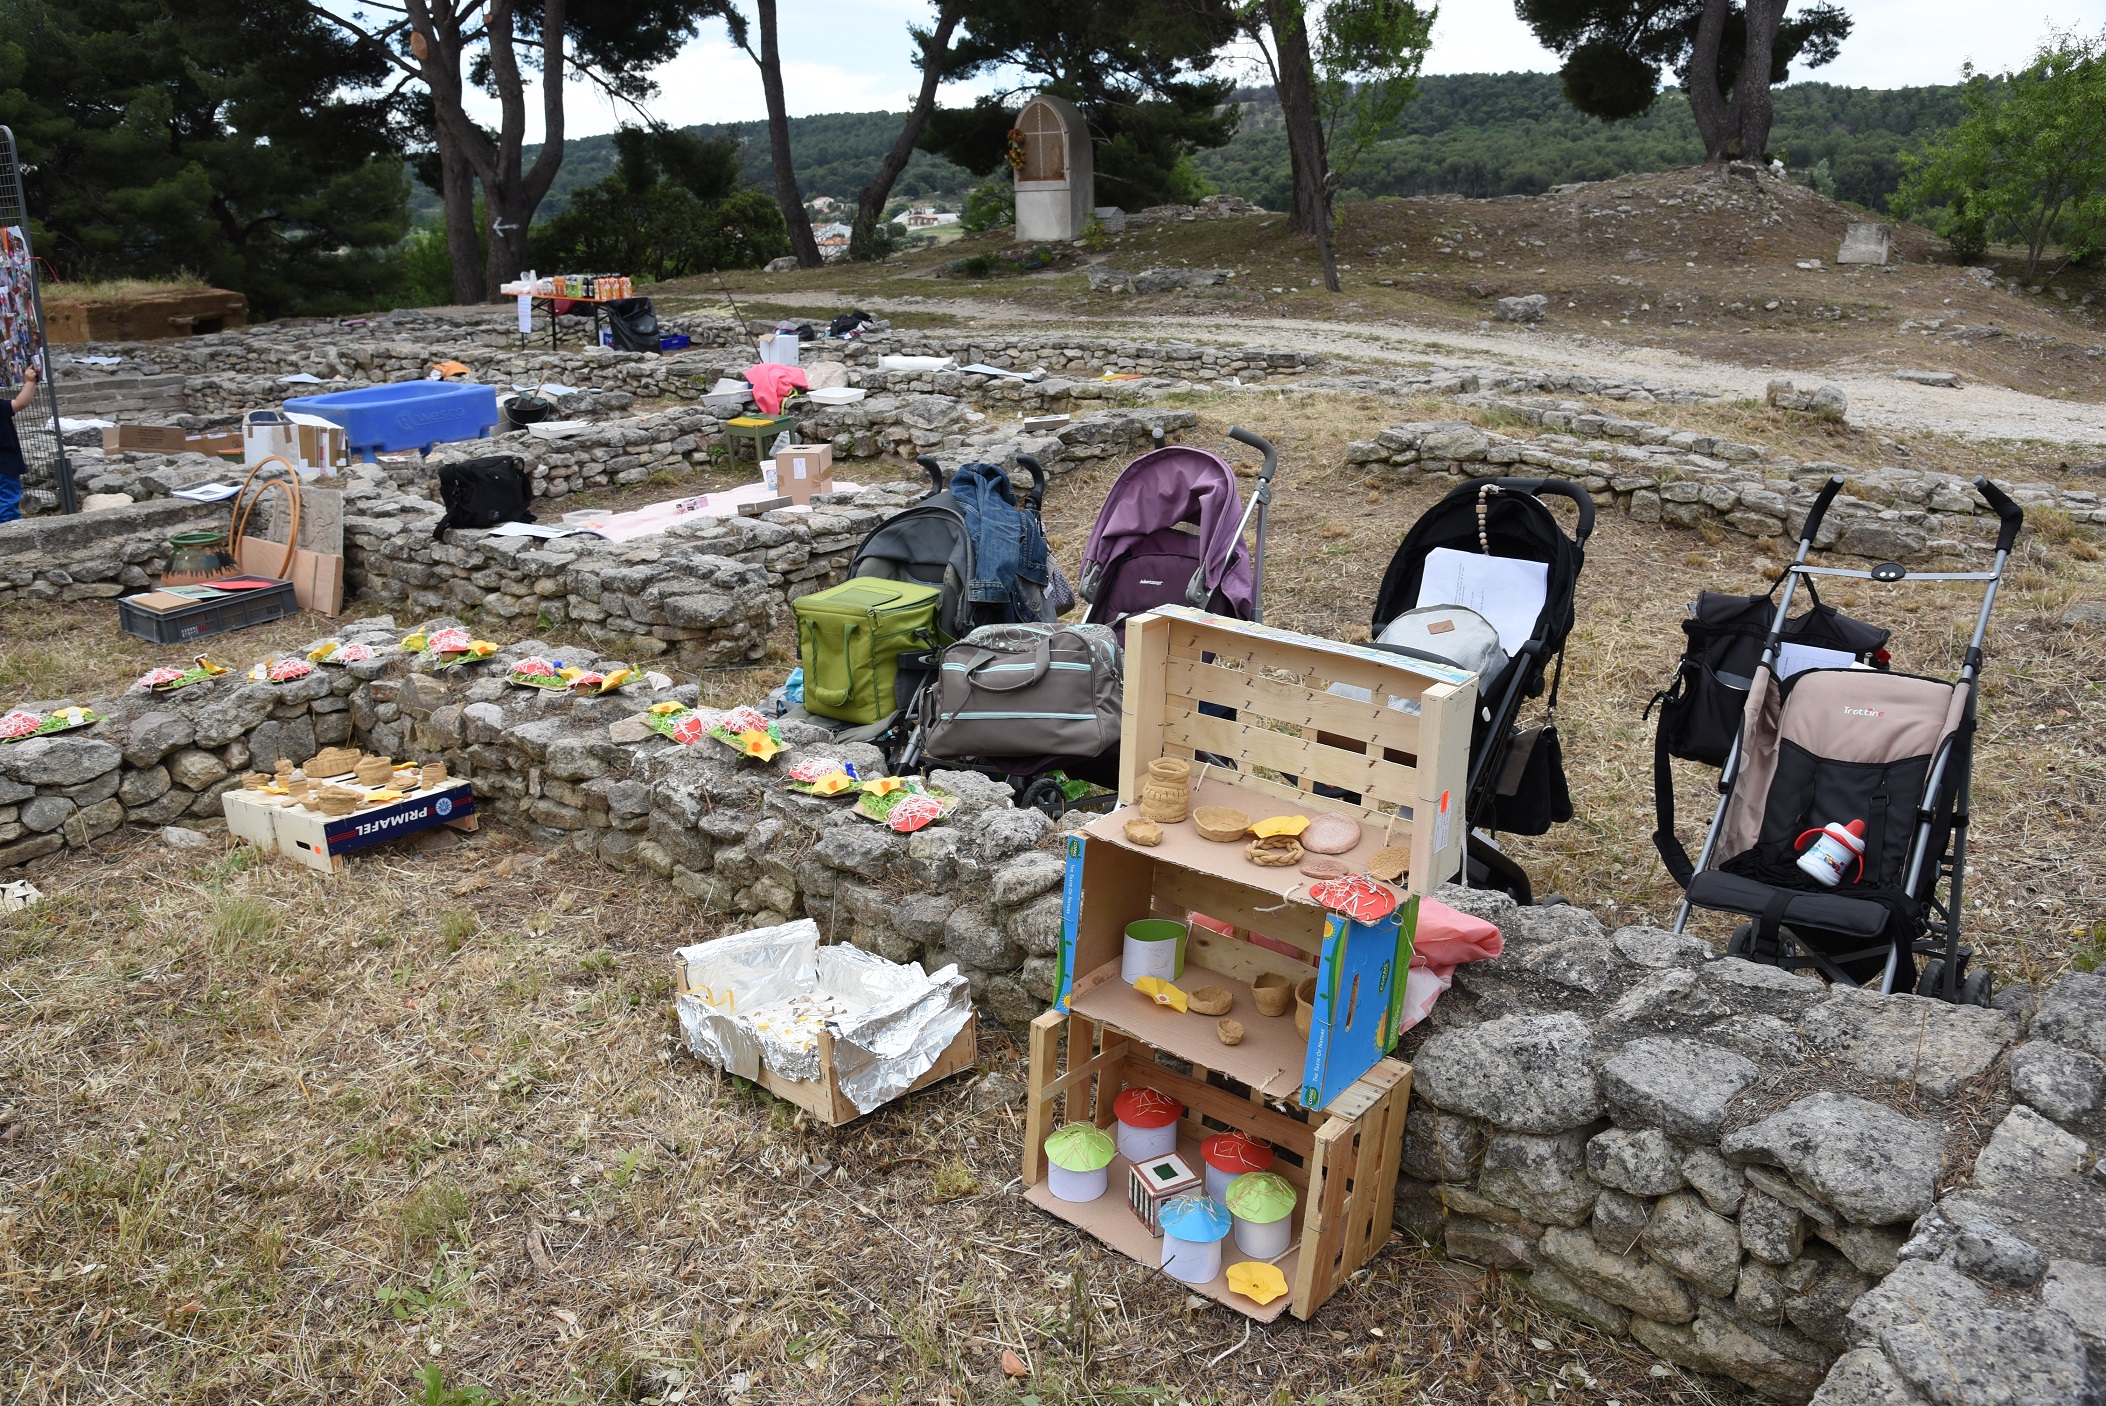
[433,456,535,541]
[602,297,660,352]
[1648,581,1889,883]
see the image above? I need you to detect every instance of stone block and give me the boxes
[1721,1093,1942,1226]
[1539,1225,1695,1323]
[1414,1012,1603,1133]
[1587,1126,1687,1195]
[1480,1128,1598,1227]
[1601,1036,1759,1139]
[1402,1101,1484,1182]
[1642,1191,1744,1298]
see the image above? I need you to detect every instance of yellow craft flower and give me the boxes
[648,700,684,715]
[1226,1261,1288,1305]
[600,669,634,693]
[469,640,497,655]
[400,632,427,652]
[1250,815,1310,839]
[737,728,782,761]
[811,772,855,796]
[863,776,905,796]
[1133,976,1188,1012]
[307,642,338,662]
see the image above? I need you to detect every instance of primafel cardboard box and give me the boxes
[103,424,243,455]
[773,442,833,505]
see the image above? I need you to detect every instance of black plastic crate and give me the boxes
[118,581,300,643]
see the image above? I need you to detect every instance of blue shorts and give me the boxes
[0,475,18,524]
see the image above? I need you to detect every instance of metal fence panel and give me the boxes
[0,124,76,515]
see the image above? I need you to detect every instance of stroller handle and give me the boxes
[1798,475,1846,546]
[1227,426,1279,482]
[915,456,945,494]
[1972,476,2025,555]
[1014,454,1048,512]
[1484,477,1597,544]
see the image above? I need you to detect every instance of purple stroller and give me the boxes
[969,428,1278,816]
[1078,427,1276,633]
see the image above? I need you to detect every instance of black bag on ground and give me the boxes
[602,297,660,352]
[830,310,875,337]
[433,456,535,541]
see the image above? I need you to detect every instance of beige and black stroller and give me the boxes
[1665,475,2025,1004]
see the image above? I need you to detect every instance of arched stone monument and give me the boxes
[1011,95,1094,243]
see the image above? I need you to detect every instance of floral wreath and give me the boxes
[1005,127,1027,172]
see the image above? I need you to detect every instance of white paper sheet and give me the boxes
[276,372,325,385]
[1776,642,1857,679]
[516,293,532,335]
[1414,547,1549,656]
[485,520,581,539]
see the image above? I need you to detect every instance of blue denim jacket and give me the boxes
[947,461,1052,625]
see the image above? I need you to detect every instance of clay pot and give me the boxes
[1252,972,1293,1017]
[1294,977,1318,1039]
[1217,1019,1245,1047]
[242,772,269,790]
[354,756,394,787]
[420,762,448,790]
[1193,806,1251,842]
[1188,985,1234,1016]
[1123,817,1163,847]
[310,746,360,778]
[1139,757,1192,824]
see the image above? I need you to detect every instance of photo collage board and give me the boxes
[0,226,43,387]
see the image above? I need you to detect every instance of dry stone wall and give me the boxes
[1347,404,2100,561]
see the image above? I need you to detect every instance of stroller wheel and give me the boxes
[1727,922,1757,958]
[1959,969,1992,1008]
[1017,776,1068,820]
[1914,959,1947,1000]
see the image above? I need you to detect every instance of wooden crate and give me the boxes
[674,971,979,1127]
[1119,605,1476,890]
[1022,1007,1409,1322]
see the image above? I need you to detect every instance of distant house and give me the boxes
[813,222,854,242]
[903,209,960,229]
[807,196,839,213]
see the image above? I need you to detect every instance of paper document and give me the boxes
[486,521,580,540]
[276,372,325,385]
[171,482,243,502]
[1415,547,1549,656]
[1776,642,1857,679]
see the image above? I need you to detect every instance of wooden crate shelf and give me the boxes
[1022,1008,1410,1322]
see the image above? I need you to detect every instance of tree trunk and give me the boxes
[1736,0,1784,163]
[1685,0,1737,160]
[475,0,571,299]
[1265,0,1338,292]
[754,0,822,268]
[850,2,962,262]
[439,142,484,304]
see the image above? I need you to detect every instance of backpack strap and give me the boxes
[1653,711,1698,889]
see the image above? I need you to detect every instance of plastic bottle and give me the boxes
[1794,818,1866,887]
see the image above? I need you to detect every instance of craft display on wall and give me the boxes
[0,226,43,387]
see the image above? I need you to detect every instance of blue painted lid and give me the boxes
[1157,1193,1232,1242]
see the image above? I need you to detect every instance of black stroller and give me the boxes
[1664,475,2025,1004]
[779,454,1054,759]
[1361,477,1596,903]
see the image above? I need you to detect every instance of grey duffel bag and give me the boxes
[920,622,1121,760]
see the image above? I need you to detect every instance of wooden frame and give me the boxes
[674,969,980,1126]
[1023,1008,1409,1322]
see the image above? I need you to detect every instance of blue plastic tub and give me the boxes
[283,382,500,462]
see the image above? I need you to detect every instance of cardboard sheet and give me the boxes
[1068,958,1307,1100]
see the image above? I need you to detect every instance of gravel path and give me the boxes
[781,292,2106,448]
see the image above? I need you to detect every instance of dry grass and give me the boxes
[3,382,2102,1402]
[44,275,216,302]
[0,831,1749,1404]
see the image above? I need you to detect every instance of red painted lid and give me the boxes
[1113,1087,1183,1129]
[1202,1130,1275,1174]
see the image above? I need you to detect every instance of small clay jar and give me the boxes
[1294,977,1318,1039]
[318,786,358,816]
[1123,817,1163,847]
[1251,971,1294,1017]
[1139,757,1192,824]
[354,756,394,787]
[420,762,448,790]
[1216,1019,1245,1047]
[242,772,269,790]
[285,778,313,805]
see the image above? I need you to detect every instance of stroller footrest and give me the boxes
[1686,872,1890,939]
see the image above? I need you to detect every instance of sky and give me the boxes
[471,0,2106,141]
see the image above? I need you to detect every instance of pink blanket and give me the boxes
[744,362,809,415]
[1401,897,1504,1032]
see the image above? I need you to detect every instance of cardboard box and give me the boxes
[243,409,348,474]
[223,778,478,873]
[102,424,243,456]
[773,442,834,505]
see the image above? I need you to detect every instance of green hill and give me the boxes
[411,73,1965,226]
[1195,73,1967,210]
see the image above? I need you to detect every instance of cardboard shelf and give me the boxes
[1067,957,1307,1101]
[1023,1126,1303,1323]
[1084,771,1416,904]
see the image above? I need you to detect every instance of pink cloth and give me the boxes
[1400,896,1504,1032]
[743,362,809,416]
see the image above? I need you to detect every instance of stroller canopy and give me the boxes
[1372,482,1585,696]
[1079,445,1255,625]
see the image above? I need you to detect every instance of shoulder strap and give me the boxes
[1653,710,1698,889]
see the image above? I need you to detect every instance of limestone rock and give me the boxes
[1629,1310,1831,1402]
[1414,1012,1602,1133]
[942,903,1019,972]
[2011,1040,2105,1124]
[1785,1256,1874,1352]
[160,825,216,851]
[1611,925,1710,969]
[1587,1126,1687,1196]
[2032,972,2106,1061]
[1480,1129,1598,1227]
[1683,1146,1749,1216]
[813,825,901,879]
[1523,935,1620,994]
[1539,1225,1695,1323]
[1812,1221,1907,1278]
[166,747,229,791]
[1495,294,1549,323]
[1446,1216,1538,1269]
[1951,1217,2046,1288]
[1518,1264,1628,1334]
[1809,1348,1929,1406]
[1601,1036,1759,1139]
[1401,1101,1484,1182]
[1642,1190,1744,1297]
[1603,968,1729,1030]
[1741,1187,1807,1265]
[1799,987,2016,1098]
[0,736,122,787]
[122,710,196,767]
[1591,1187,1651,1254]
[1721,1093,1943,1225]
[2041,1259,2106,1360]
[990,850,1064,907]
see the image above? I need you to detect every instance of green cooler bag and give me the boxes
[793,578,944,724]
